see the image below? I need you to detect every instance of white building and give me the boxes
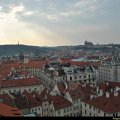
[98,62,120,82]
[81,81,120,117]
[0,77,44,94]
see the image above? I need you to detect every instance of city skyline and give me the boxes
[0,0,120,46]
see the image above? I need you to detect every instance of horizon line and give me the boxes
[0,43,119,47]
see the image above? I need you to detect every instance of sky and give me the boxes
[0,0,120,46]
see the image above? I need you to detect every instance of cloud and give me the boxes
[0,2,68,46]
[24,11,34,16]
[47,15,60,20]
[0,0,120,46]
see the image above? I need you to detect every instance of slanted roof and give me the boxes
[0,103,22,117]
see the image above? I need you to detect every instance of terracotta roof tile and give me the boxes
[0,94,14,107]
[22,90,41,108]
[82,91,120,113]
[0,77,41,88]
[0,103,22,117]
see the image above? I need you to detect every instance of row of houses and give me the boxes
[0,59,120,117]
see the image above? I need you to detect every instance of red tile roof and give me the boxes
[41,88,50,97]
[52,95,72,110]
[0,103,22,117]
[0,77,41,88]
[57,82,66,93]
[68,82,93,100]
[22,60,49,68]
[98,83,108,92]
[22,90,41,108]
[82,91,120,113]
[109,82,120,88]
[31,91,43,104]
[42,93,72,110]
[0,60,49,77]
[0,94,14,107]
[16,70,29,76]
[60,59,101,67]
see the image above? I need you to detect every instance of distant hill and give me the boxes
[0,43,119,56]
[0,44,56,56]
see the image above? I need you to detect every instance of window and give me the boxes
[113,113,118,117]
[98,110,100,113]
[89,105,91,109]
[85,103,86,107]
[85,110,86,114]
[74,76,77,79]
[58,110,60,115]
[84,76,86,78]
[113,113,115,117]
[70,77,72,80]
[104,113,106,117]
[29,89,31,92]
[90,113,91,116]
[34,88,37,91]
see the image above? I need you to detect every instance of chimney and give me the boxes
[96,86,99,93]
[105,92,110,98]
[106,81,109,86]
[100,89,103,94]
[90,94,94,100]
[114,91,118,97]
[111,88,113,92]
[115,86,119,91]
[45,94,47,100]
[33,94,35,98]
[82,83,85,87]
[94,95,97,98]
[51,101,53,104]
[64,82,68,90]
[46,90,49,94]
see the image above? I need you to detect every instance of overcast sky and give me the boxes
[0,0,120,46]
